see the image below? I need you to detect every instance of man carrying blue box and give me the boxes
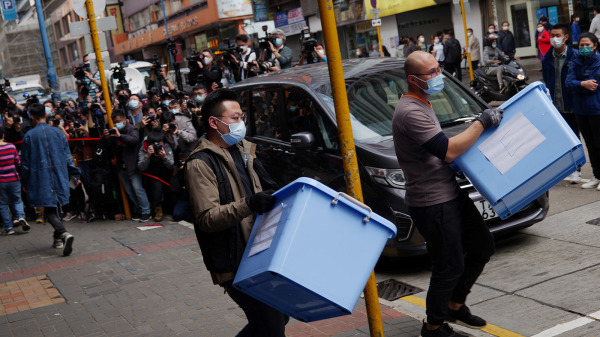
[542,23,582,184]
[393,51,502,337]
[184,89,287,337]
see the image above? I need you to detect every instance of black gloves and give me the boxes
[247,190,276,214]
[475,108,504,129]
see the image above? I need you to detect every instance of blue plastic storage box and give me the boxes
[233,177,397,322]
[453,81,586,219]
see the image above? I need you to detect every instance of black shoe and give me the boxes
[446,305,487,329]
[139,214,151,222]
[60,232,74,257]
[421,321,468,337]
[131,213,141,221]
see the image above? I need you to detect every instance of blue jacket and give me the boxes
[566,51,600,115]
[542,46,578,111]
[572,22,581,43]
[21,123,80,207]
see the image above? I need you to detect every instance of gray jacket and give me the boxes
[138,142,175,172]
[469,36,481,61]
[166,112,198,157]
[482,47,501,67]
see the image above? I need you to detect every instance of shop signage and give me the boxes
[162,17,199,37]
[253,0,268,22]
[274,7,306,36]
[364,0,436,19]
[335,0,364,26]
[1,0,17,21]
[216,0,253,19]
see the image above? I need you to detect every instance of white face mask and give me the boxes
[203,57,212,65]
[503,26,509,31]
[467,32,472,37]
[434,38,440,44]
[316,49,324,55]
[489,28,495,33]
[551,37,565,49]
[419,37,425,43]
[537,27,544,32]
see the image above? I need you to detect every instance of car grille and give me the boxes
[391,209,413,242]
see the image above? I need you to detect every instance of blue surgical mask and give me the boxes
[580,46,594,57]
[171,108,180,114]
[289,106,296,112]
[45,107,52,116]
[413,74,445,95]
[215,117,246,145]
[194,95,205,103]
[115,122,125,130]
[274,38,283,47]
[162,100,171,106]
[128,100,140,110]
[492,43,497,48]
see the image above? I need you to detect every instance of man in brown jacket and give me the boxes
[184,89,286,337]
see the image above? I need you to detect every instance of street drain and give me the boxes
[376,279,423,301]
[586,218,600,226]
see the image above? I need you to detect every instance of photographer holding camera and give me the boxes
[148,64,176,93]
[138,131,174,222]
[80,55,101,99]
[102,109,151,222]
[230,35,257,81]
[138,103,162,140]
[127,94,144,125]
[196,50,223,94]
[267,29,292,69]
[299,43,327,65]
[164,99,198,158]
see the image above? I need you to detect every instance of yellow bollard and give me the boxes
[317,0,384,336]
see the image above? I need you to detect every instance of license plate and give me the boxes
[475,200,499,220]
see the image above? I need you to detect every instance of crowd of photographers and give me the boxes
[0,28,329,230]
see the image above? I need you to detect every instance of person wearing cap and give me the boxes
[267,29,293,69]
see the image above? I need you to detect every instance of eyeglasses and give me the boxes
[221,113,247,123]
[414,67,442,78]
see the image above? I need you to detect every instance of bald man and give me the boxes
[393,51,503,337]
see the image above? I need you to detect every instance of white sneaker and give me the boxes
[582,178,600,189]
[570,171,582,184]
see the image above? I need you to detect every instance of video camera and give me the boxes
[258,26,277,50]
[111,63,129,91]
[74,63,91,82]
[215,39,241,68]
[186,49,205,86]
[152,142,163,152]
[300,27,319,64]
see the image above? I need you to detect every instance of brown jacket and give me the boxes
[185,137,263,285]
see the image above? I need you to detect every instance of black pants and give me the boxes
[45,207,67,239]
[142,175,164,208]
[471,60,479,71]
[576,114,600,178]
[409,191,494,326]
[444,62,462,81]
[226,285,289,337]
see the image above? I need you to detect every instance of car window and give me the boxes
[318,70,485,142]
[284,87,339,151]
[250,88,283,140]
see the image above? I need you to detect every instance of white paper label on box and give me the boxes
[478,112,546,174]
[248,203,284,257]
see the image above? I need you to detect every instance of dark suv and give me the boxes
[230,58,548,258]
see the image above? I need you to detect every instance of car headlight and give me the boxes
[517,74,525,80]
[365,167,406,189]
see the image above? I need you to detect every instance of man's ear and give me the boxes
[208,116,219,130]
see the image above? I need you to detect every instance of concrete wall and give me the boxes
[122,0,160,18]
[380,15,399,56]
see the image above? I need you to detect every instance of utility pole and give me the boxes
[33,0,60,103]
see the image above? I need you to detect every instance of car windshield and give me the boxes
[316,70,485,142]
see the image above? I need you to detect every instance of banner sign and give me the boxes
[1,0,17,21]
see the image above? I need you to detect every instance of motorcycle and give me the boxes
[470,55,528,103]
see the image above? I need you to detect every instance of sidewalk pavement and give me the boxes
[0,216,479,337]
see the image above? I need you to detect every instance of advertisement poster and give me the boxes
[253,0,268,22]
[548,6,558,25]
[216,0,253,19]
[536,8,548,22]
[274,7,306,36]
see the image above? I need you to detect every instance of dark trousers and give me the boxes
[142,175,164,208]
[409,191,494,326]
[576,114,600,178]
[226,286,289,337]
[562,113,581,172]
[445,62,462,81]
[45,207,67,239]
[471,60,479,71]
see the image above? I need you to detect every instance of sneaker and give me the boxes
[62,212,76,221]
[446,305,487,329]
[421,321,468,337]
[53,237,64,249]
[60,232,74,256]
[139,214,151,222]
[2,228,15,235]
[570,171,582,184]
[35,216,44,224]
[131,213,141,221]
[18,218,30,232]
[582,178,600,189]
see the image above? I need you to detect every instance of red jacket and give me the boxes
[538,29,551,56]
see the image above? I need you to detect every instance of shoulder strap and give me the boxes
[186,150,234,205]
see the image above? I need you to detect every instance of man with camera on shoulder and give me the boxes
[266,29,292,69]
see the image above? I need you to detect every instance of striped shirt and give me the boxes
[0,143,20,182]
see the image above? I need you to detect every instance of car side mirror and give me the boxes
[291,131,316,151]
